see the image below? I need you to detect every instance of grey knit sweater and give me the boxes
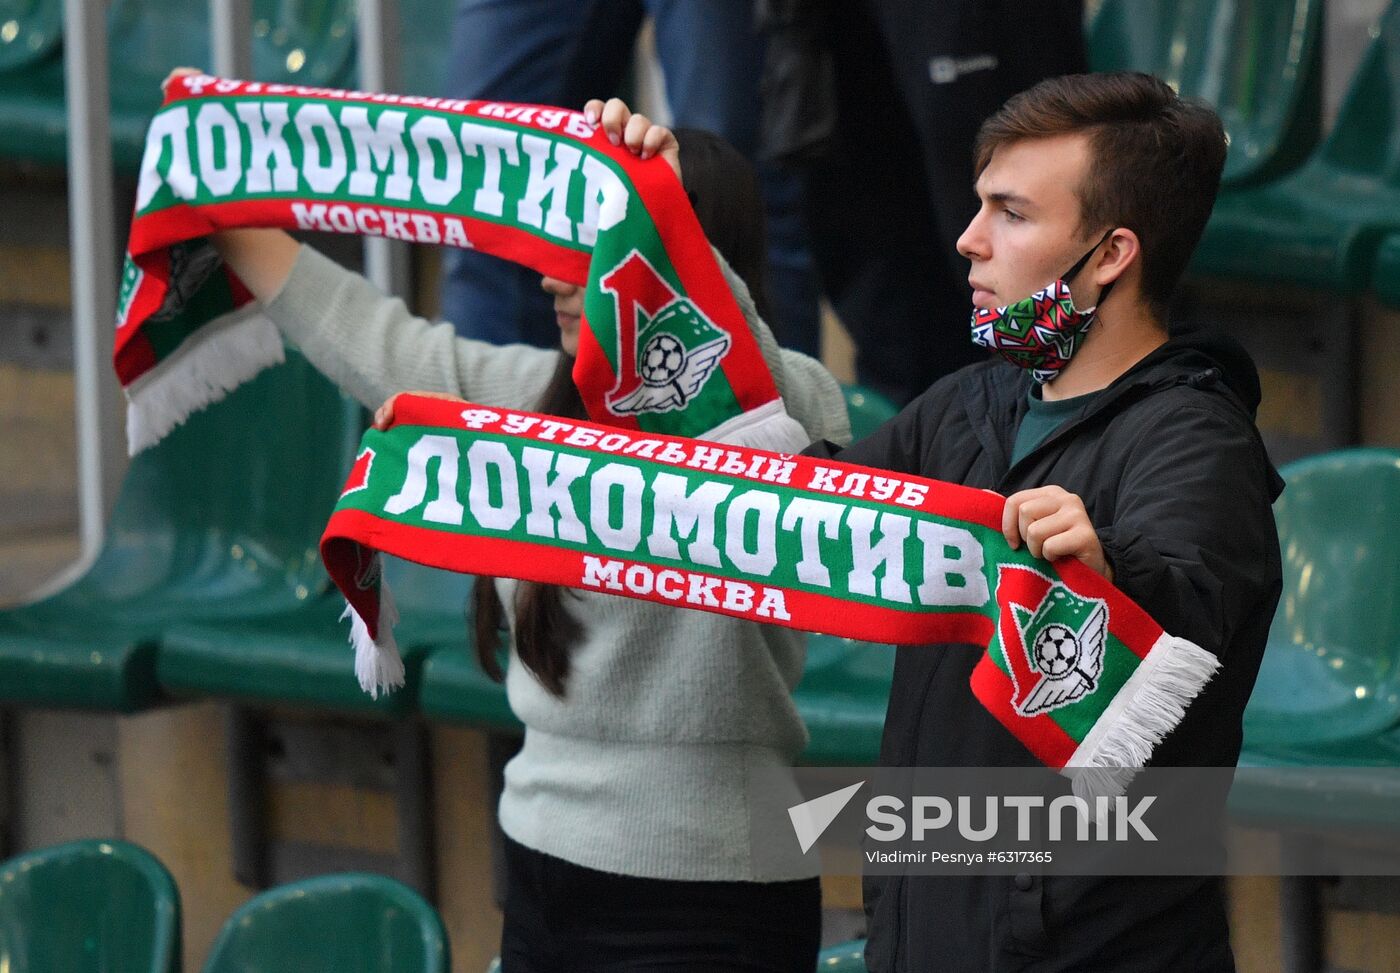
[263,244,851,881]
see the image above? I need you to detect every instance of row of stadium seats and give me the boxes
[0,0,454,171]
[0,355,898,767]
[0,838,447,972]
[1100,0,1400,305]
[0,837,869,972]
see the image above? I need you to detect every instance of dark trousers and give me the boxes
[499,834,822,972]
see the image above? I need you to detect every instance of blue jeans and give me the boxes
[439,0,821,354]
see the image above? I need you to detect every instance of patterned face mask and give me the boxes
[969,231,1113,384]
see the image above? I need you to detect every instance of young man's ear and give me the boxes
[1096,227,1141,289]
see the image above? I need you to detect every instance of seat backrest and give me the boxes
[816,939,868,971]
[842,385,898,442]
[0,839,180,973]
[0,0,358,169]
[381,0,457,96]
[0,0,62,73]
[1088,0,1323,186]
[202,873,448,973]
[1314,0,1400,183]
[1245,448,1400,743]
[17,349,362,623]
[1270,448,1400,663]
[108,0,357,167]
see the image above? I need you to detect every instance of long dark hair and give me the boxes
[473,127,772,696]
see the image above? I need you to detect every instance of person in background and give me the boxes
[795,0,1087,405]
[439,0,822,357]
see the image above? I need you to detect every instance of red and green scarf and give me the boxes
[325,395,1219,797]
[116,75,802,452]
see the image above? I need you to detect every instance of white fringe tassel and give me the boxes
[124,308,286,455]
[703,398,810,452]
[1063,633,1221,802]
[342,576,406,699]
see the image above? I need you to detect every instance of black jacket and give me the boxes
[810,331,1284,972]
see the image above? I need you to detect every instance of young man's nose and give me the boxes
[956,212,988,262]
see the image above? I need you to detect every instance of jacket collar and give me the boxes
[961,330,1283,497]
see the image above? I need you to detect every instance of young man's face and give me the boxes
[957,133,1102,310]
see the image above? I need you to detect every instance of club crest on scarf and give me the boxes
[992,565,1108,717]
[600,250,731,417]
[970,279,1098,385]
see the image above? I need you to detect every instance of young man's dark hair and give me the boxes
[810,71,1283,972]
[975,71,1227,320]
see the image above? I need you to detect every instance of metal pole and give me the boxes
[357,0,412,299]
[63,0,121,563]
[211,0,253,78]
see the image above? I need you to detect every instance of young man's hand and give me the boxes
[583,97,681,181]
[1002,486,1113,581]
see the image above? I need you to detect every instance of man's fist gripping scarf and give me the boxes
[116,74,802,452]
[119,78,1219,797]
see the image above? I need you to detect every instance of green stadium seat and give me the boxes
[0,0,355,170]
[816,939,868,971]
[841,384,898,441]
[414,575,519,730]
[0,350,362,711]
[795,634,892,765]
[201,873,448,973]
[0,839,181,973]
[159,556,473,718]
[0,0,62,73]
[390,0,456,97]
[1241,449,1400,752]
[1231,449,1400,837]
[1373,234,1400,308]
[1191,2,1400,292]
[1088,0,1322,188]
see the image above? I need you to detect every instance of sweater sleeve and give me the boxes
[261,244,560,411]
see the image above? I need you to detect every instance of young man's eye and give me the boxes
[1003,209,1024,223]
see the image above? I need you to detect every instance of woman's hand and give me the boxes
[159,67,302,300]
[373,391,468,430]
[583,97,681,181]
[162,66,203,95]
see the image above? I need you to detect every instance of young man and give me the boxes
[811,72,1284,970]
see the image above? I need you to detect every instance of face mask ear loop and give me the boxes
[1062,229,1115,312]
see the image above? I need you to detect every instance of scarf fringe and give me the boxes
[125,308,285,455]
[1063,633,1220,801]
[341,577,406,699]
[702,398,810,452]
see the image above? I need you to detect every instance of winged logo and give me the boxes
[608,297,731,416]
[993,566,1110,718]
[1013,584,1108,716]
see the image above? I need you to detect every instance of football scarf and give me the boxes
[115,75,803,453]
[324,394,1221,797]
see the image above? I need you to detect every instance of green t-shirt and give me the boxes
[1010,386,1103,465]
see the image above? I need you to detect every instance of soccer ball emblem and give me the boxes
[640,333,686,386]
[1032,623,1080,677]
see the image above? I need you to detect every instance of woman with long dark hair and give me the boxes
[192,81,849,971]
